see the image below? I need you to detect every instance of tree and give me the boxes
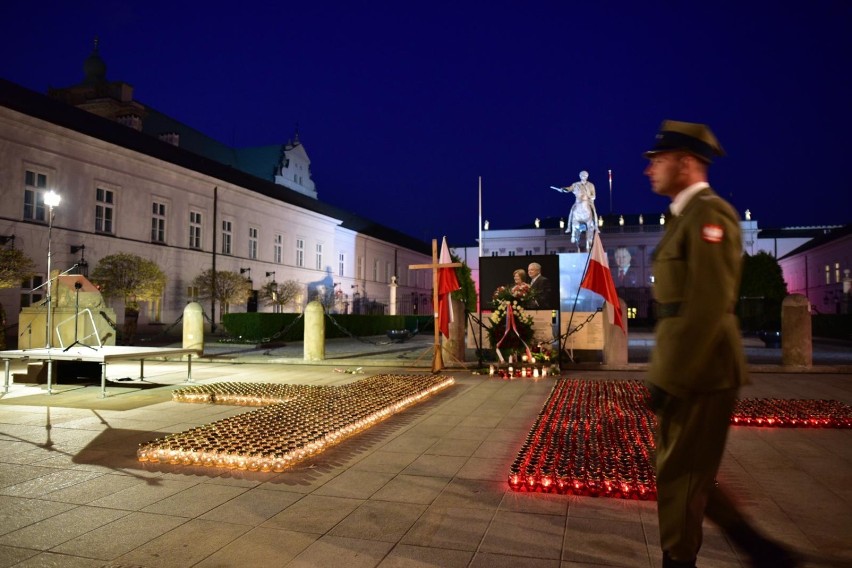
[90,253,166,303]
[192,269,252,315]
[450,253,477,311]
[261,279,303,312]
[0,246,36,349]
[0,247,36,289]
[738,251,788,331]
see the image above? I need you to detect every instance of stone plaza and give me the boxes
[0,333,850,567]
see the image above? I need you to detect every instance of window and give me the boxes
[187,285,199,301]
[386,262,392,283]
[357,257,364,280]
[151,201,166,243]
[189,211,202,249]
[508,251,516,257]
[836,262,841,283]
[315,243,323,270]
[491,251,499,257]
[96,187,115,234]
[296,238,305,267]
[23,169,48,221]
[221,220,232,255]
[274,234,283,264]
[248,227,258,259]
[338,252,345,277]
[525,250,533,256]
[373,259,380,282]
[825,265,831,285]
[20,275,44,308]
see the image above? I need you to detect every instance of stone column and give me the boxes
[781,294,812,367]
[182,302,204,353]
[603,297,628,365]
[304,300,325,361]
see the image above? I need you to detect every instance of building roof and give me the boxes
[0,78,429,255]
[757,225,843,240]
[778,224,852,260]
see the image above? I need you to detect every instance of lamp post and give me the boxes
[71,245,88,277]
[44,190,61,350]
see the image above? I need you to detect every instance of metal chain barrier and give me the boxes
[256,312,304,344]
[138,314,183,343]
[213,310,306,345]
[322,312,434,346]
[556,309,601,343]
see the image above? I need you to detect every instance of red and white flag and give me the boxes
[580,233,626,333]
[437,236,461,338]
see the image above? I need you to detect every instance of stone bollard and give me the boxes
[781,294,812,367]
[603,297,628,365]
[182,302,204,353]
[446,297,466,363]
[304,300,325,361]
[389,276,398,316]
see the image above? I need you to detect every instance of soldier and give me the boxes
[643,120,797,568]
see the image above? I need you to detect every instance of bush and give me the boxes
[222,313,433,343]
[812,314,852,340]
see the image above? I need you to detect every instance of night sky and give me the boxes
[2,2,849,246]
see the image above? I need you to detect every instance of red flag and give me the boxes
[438,236,461,338]
[580,233,626,333]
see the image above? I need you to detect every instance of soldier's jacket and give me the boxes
[648,187,748,398]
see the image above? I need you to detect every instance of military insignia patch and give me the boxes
[702,224,724,243]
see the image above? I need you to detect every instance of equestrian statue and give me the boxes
[551,170,598,252]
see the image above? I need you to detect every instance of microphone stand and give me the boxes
[64,281,95,352]
[28,264,79,351]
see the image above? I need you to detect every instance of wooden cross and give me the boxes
[409,238,462,372]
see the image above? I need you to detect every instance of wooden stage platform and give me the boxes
[1,346,201,398]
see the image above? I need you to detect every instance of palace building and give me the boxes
[0,45,433,344]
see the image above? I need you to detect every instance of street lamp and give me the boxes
[71,245,88,277]
[44,190,61,350]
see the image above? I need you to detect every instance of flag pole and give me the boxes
[478,176,482,257]
[478,176,483,367]
[608,169,613,214]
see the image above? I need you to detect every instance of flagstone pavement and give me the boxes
[0,333,849,567]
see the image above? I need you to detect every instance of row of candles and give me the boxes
[732,398,852,428]
[137,374,455,471]
[488,365,559,379]
[508,379,852,499]
[508,379,658,499]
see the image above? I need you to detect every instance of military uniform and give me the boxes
[644,121,796,568]
[649,185,748,562]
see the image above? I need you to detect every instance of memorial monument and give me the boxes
[552,171,599,252]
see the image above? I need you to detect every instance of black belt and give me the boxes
[656,302,735,319]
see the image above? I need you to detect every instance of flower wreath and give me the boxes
[487,285,535,361]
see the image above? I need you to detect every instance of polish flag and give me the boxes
[581,233,626,333]
[438,236,461,338]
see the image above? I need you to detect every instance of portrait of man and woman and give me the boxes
[480,256,559,311]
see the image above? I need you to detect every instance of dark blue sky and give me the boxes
[2,2,849,245]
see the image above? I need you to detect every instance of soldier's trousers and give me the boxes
[654,387,743,561]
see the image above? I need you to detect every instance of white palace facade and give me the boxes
[455,215,849,321]
[0,51,433,340]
